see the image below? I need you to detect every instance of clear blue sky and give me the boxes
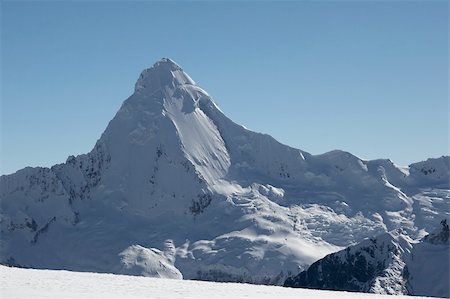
[1,1,448,175]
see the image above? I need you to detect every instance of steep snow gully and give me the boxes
[1,58,449,296]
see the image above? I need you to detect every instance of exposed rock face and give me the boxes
[285,221,450,298]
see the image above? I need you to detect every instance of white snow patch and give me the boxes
[118,241,182,279]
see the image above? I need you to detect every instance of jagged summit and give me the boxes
[1,58,449,296]
[156,57,180,67]
[134,58,195,94]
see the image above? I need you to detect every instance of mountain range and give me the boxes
[1,58,448,295]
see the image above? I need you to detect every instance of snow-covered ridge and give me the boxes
[134,58,196,94]
[1,58,449,296]
[284,221,450,298]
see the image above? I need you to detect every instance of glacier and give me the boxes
[1,58,449,292]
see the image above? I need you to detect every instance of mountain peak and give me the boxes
[134,58,195,94]
[154,57,180,69]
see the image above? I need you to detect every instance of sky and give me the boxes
[1,1,448,175]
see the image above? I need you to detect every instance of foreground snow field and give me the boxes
[0,266,431,299]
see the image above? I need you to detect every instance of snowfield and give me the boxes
[0,266,431,299]
[1,58,449,296]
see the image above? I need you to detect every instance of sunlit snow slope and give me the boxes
[0,266,430,299]
[1,58,449,291]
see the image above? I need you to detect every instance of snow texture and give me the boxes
[285,221,450,298]
[0,58,449,295]
[0,266,431,299]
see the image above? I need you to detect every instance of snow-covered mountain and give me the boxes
[284,220,450,298]
[1,58,449,291]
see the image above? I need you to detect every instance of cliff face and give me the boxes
[285,221,450,298]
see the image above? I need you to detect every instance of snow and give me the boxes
[163,84,231,184]
[405,221,450,297]
[134,58,195,95]
[407,242,449,297]
[118,242,182,279]
[0,58,449,295]
[285,223,449,297]
[0,266,430,299]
